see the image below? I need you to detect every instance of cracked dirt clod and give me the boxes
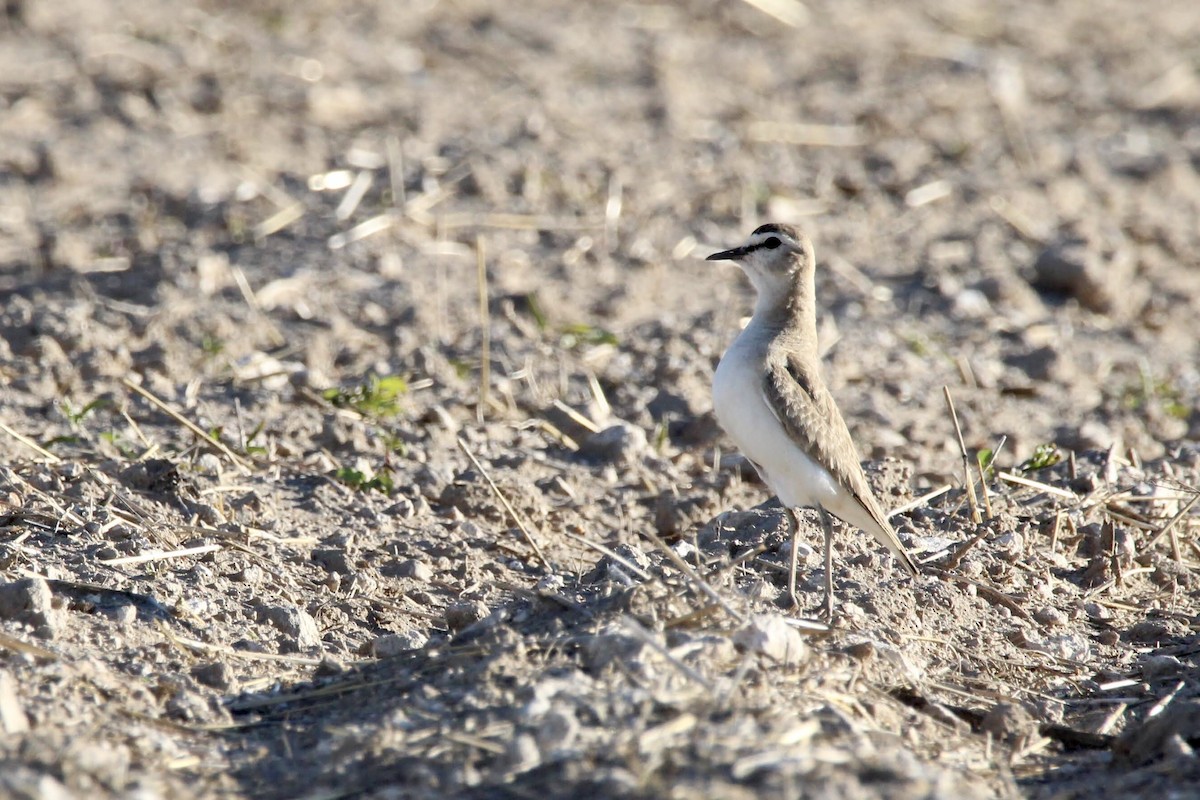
[1031,234,1134,314]
[0,578,62,640]
[578,421,648,465]
[732,615,808,666]
[261,605,323,651]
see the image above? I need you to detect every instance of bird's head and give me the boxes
[706,223,814,300]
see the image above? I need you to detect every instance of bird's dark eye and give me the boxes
[764,236,781,249]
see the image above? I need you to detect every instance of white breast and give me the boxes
[713,322,837,510]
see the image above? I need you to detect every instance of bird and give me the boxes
[707,223,919,619]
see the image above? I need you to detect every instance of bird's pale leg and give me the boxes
[817,505,835,620]
[785,508,802,609]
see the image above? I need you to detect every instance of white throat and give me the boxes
[741,263,791,318]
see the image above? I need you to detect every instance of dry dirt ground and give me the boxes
[2,0,1200,797]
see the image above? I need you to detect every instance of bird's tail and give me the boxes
[832,495,920,577]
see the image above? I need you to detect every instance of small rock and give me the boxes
[196,453,223,476]
[314,657,346,677]
[992,532,1025,562]
[1033,606,1068,627]
[671,540,697,560]
[979,272,1046,316]
[261,605,322,651]
[392,559,434,581]
[166,687,214,722]
[732,615,807,665]
[1005,346,1063,382]
[779,537,815,562]
[1100,132,1169,179]
[581,543,651,586]
[744,577,781,603]
[980,702,1038,746]
[1018,632,1090,662]
[454,520,482,538]
[119,458,181,493]
[845,641,876,662]
[372,631,428,658]
[311,548,355,575]
[414,465,451,499]
[1069,470,1101,494]
[190,503,225,526]
[1031,235,1132,314]
[102,603,138,626]
[951,288,991,320]
[191,661,236,691]
[229,564,264,584]
[581,631,649,673]
[578,421,647,464]
[443,600,489,632]
[0,577,62,639]
[384,497,417,517]
[535,574,566,594]
[1139,654,1182,681]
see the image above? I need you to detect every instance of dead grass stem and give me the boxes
[456,437,552,572]
[943,386,981,524]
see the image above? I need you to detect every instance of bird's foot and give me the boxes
[815,594,835,623]
[786,589,836,628]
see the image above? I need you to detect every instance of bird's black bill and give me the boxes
[706,246,749,261]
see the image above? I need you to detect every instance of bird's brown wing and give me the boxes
[762,347,919,575]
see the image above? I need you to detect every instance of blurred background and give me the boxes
[2,0,1198,472]
[2,2,1200,797]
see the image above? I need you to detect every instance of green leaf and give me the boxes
[448,358,472,380]
[61,397,112,426]
[560,323,618,350]
[976,448,996,480]
[1018,443,1061,473]
[43,435,82,448]
[323,373,408,418]
[525,292,548,331]
[334,465,394,495]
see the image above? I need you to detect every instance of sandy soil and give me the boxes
[2,0,1199,797]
